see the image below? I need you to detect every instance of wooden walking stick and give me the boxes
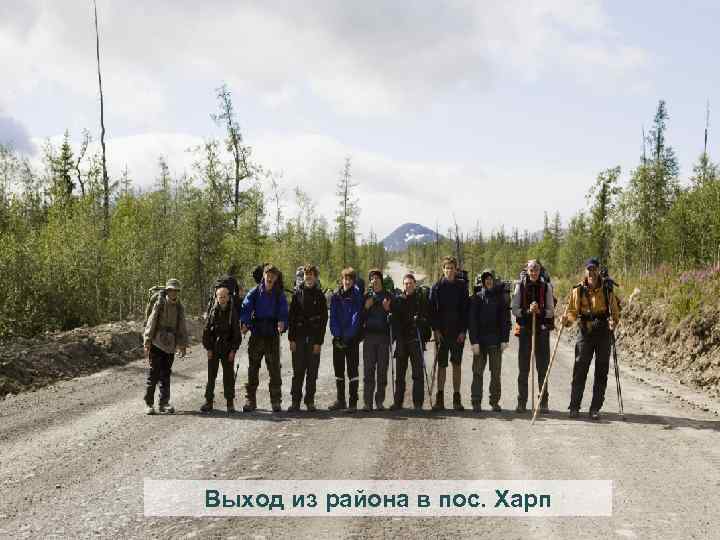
[532,297,571,425]
[428,337,439,408]
[531,315,537,412]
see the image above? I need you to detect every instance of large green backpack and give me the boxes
[145,286,166,325]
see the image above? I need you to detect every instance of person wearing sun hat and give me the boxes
[143,278,189,415]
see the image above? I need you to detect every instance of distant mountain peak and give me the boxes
[381,223,446,252]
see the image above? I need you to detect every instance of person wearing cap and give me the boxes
[143,278,189,415]
[562,257,621,420]
[361,269,393,412]
[468,269,512,413]
[511,259,555,413]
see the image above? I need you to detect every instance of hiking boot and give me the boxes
[491,404,502,413]
[159,403,175,414]
[389,402,403,411]
[375,403,386,411]
[432,391,445,411]
[472,400,481,413]
[329,380,346,410]
[361,403,372,412]
[328,399,347,411]
[589,410,600,421]
[200,400,213,413]
[540,397,549,413]
[243,398,257,412]
[453,392,465,411]
[569,409,579,418]
[346,399,358,413]
[271,402,282,413]
[288,401,301,412]
[145,404,156,415]
[226,399,235,414]
[515,401,527,413]
[305,401,317,412]
[413,403,423,411]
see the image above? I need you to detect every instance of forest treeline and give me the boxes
[405,100,720,314]
[1,96,719,338]
[0,85,385,339]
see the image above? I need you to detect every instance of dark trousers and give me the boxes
[394,339,425,407]
[363,333,390,407]
[205,353,235,402]
[246,334,282,404]
[291,337,321,404]
[517,327,550,406]
[333,341,360,402]
[144,345,174,406]
[570,328,611,411]
[472,344,502,405]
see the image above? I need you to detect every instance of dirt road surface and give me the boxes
[1,264,719,538]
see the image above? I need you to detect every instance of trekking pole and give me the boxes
[532,298,571,425]
[418,327,433,405]
[531,315,537,412]
[608,293,625,420]
[611,332,625,419]
[389,321,396,400]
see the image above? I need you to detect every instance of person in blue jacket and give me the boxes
[240,264,289,413]
[329,267,364,412]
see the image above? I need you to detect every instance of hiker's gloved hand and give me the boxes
[456,333,466,344]
[471,344,480,355]
[241,324,249,335]
[382,297,391,312]
[561,315,572,328]
[312,344,321,354]
[289,340,297,352]
[206,350,214,361]
[529,301,540,315]
[277,321,286,334]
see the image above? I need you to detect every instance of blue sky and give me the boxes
[1,1,718,239]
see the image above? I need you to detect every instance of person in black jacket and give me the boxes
[287,264,328,412]
[390,273,430,410]
[201,286,242,413]
[362,269,393,412]
[468,269,511,413]
[429,256,470,411]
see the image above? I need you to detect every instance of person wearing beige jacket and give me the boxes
[143,278,189,415]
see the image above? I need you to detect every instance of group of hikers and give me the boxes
[142,255,621,421]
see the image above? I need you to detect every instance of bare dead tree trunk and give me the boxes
[93,0,109,231]
[74,129,91,197]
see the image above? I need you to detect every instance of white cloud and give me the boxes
[1,0,652,121]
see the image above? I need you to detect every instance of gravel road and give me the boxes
[1,265,719,539]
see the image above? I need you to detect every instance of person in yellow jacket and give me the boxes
[561,258,620,420]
